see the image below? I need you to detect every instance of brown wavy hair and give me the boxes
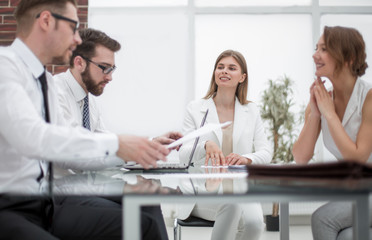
[203,50,249,105]
[70,28,121,67]
[323,26,368,77]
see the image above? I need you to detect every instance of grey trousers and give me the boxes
[312,201,372,240]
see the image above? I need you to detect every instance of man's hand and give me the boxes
[152,131,183,150]
[124,176,162,193]
[117,135,170,169]
[124,176,180,194]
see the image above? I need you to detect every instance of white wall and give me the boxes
[194,14,313,107]
[89,3,372,161]
[88,1,372,220]
[89,8,189,137]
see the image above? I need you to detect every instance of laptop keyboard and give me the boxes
[156,162,187,169]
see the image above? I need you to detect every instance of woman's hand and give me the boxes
[205,141,226,165]
[313,77,336,120]
[225,153,252,165]
[205,167,224,192]
[309,79,321,119]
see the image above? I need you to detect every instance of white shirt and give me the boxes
[321,78,372,162]
[53,70,118,178]
[53,70,129,193]
[0,38,122,194]
[54,70,107,133]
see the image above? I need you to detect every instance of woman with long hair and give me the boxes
[177,50,272,240]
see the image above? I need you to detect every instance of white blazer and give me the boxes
[179,98,273,165]
[177,98,273,220]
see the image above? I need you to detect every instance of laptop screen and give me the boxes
[180,109,209,168]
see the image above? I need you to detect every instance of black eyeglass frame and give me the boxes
[80,56,117,75]
[36,12,79,34]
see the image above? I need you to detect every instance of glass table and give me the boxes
[49,165,372,240]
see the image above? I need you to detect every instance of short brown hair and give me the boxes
[204,49,249,105]
[323,26,368,77]
[70,28,121,67]
[15,0,77,37]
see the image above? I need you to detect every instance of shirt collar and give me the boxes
[11,38,44,79]
[65,69,87,102]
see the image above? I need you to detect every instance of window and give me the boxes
[195,0,311,7]
[90,0,187,7]
[89,1,372,161]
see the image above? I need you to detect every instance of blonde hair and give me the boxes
[204,49,249,105]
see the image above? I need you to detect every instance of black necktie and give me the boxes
[38,71,50,123]
[82,95,91,130]
[38,71,53,195]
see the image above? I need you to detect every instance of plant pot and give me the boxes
[265,215,279,232]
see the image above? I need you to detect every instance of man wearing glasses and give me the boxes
[54,28,120,134]
[54,28,173,240]
[0,0,171,239]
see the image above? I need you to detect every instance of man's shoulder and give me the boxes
[0,46,30,82]
[53,71,69,87]
[53,71,68,81]
[53,71,74,98]
[0,46,20,65]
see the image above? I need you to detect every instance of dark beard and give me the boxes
[81,68,105,96]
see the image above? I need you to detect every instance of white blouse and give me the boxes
[321,78,372,162]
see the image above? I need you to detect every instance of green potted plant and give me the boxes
[260,75,304,231]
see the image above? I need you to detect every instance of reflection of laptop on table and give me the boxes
[123,110,212,173]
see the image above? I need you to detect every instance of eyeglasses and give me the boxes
[81,56,116,74]
[36,12,79,34]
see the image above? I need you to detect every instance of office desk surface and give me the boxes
[50,165,372,196]
[3,165,371,240]
[50,165,372,240]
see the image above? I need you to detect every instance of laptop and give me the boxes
[122,110,209,173]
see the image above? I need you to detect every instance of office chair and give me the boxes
[173,216,215,240]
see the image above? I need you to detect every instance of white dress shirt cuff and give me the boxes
[102,181,126,195]
[101,133,119,156]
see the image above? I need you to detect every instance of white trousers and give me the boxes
[191,203,264,240]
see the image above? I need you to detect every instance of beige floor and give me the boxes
[167,224,313,240]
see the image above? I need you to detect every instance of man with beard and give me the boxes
[55,28,181,149]
[54,28,121,133]
[54,28,178,240]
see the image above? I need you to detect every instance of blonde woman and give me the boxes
[178,50,272,240]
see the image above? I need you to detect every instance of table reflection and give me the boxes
[51,165,249,197]
[53,170,183,196]
[7,164,372,198]
[182,165,248,195]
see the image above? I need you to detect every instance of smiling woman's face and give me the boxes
[313,35,337,78]
[214,56,246,89]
